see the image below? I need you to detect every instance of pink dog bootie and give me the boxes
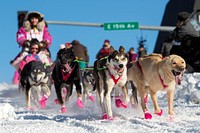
[102,113,108,120]
[144,110,152,119]
[39,95,48,109]
[115,98,122,108]
[115,96,128,108]
[89,95,95,102]
[54,99,59,104]
[154,109,163,116]
[76,97,84,108]
[60,106,67,113]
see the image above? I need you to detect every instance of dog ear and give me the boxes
[108,50,118,62]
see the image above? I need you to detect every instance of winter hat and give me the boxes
[65,42,71,47]
[27,11,44,22]
[177,12,190,22]
[104,39,110,43]
[60,44,66,49]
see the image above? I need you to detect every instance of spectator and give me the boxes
[65,42,73,49]
[170,11,200,72]
[160,35,174,57]
[71,40,89,63]
[127,47,138,63]
[138,44,147,58]
[96,39,112,60]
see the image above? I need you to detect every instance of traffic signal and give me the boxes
[17,11,28,29]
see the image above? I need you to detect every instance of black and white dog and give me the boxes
[52,48,84,113]
[20,60,51,110]
[93,46,129,120]
[82,69,96,102]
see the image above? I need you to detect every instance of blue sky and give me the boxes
[0,0,168,83]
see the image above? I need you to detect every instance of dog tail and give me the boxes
[130,81,138,105]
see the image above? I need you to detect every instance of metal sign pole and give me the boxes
[46,20,175,32]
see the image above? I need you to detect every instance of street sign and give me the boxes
[104,22,139,31]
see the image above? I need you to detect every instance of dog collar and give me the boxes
[108,69,121,84]
[61,69,73,81]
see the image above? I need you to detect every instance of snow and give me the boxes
[1,73,200,133]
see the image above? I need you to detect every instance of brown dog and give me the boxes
[128,53,186,120]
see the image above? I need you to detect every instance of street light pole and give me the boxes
[46,20,175,32]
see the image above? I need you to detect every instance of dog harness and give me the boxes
[136,61,168,89]
[108,69,121,84]
[61,66,75,81]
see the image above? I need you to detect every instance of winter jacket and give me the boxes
[71,40,89,62]
[19,54,40,71]
[127,52,138,63]
[96,48,110,60]
[16,11,52,48]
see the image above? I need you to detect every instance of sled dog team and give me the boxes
[20,45,186,121]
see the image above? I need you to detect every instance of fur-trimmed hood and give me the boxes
[23,11,45,32]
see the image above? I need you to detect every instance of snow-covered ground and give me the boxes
[1,73,200,133]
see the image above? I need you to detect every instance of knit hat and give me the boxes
[177,12,190,22]
[27,11,44,22]
[60,44,66,49]
[104,39,110,43]
[65,42,71,47]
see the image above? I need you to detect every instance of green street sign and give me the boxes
[104,22,139,31]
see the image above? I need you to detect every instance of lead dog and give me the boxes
[93,46,129,120]
[20,60,51,109]
[128,53,186,120]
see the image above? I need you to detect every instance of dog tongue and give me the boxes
[175,73,183,85]
[64,64,72,72]
[118,68,124,73]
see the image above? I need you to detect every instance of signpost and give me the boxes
[103,22,139,31]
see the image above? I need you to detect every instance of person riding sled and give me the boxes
[11,11,52,84]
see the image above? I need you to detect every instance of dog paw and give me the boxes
[144,111,152,119]
[115,99,122,108]
[89,95,95,102]
[54,99,59,104]
[154,109,163,116]
[102,113,114,120]
[120,102,128,108]
[39,96,47,109]
[76,98,84,109]
[115,99,128,108]
[60,106,67,113]
[108,116,114,120]
[102,113,108,119]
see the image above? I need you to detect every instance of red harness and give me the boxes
[61,67,74,81]
[108,69,121,84]
[136,61,168,89]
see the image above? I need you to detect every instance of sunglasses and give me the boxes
[31,47,39,50]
